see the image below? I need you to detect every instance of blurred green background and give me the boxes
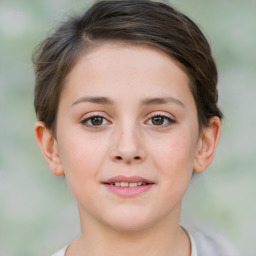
[0,0,255,255]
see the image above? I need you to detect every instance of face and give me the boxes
[42,43,208,230]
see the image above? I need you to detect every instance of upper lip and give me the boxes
[104,175,154,184]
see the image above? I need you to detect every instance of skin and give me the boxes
[35,43,221,256]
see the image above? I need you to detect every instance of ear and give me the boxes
[34,121,64,176]
[193,116,221,173]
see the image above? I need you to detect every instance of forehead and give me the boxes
[60,42,194,109]
[79,42,187,75]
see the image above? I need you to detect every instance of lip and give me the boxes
[104,175,154,184]
[102,175,154,197]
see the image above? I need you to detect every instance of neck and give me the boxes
[67,204,190,256]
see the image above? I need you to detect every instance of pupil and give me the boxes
[152,116,164,125]
[92,116,103,125]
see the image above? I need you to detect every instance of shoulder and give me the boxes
[188,226,241,256]
[50,245,68,256]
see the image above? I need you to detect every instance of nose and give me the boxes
[110,124,146,164]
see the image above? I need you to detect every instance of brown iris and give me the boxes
[152,116,165,125]
[91,116,104,126]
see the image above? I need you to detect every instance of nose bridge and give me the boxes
[111,120,145,163]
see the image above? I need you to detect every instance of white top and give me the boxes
[51,245,68,256]
[188,231,198,256]
[51,232,197,256]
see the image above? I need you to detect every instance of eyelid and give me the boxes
[145,112,176,126]
[146,111,175,120]
[81,112,112,127]
[81,111,110,120]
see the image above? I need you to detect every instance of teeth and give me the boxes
[121,182,128,187]
[112,182,147,187]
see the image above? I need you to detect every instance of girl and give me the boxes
[33,1,238,255]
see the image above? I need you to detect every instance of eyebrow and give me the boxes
[71,96,184,108]
[141,97,184,107]
[71,96,114,107]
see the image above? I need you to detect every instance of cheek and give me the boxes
[57,136,107,192]
[149,131,198,192]
[59,132,105,167]
[150,132,198,171]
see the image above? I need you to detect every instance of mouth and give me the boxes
[104,181,150,187]
[102,175,154,197]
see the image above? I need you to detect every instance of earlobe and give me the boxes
[193,116,221,173]
[34,121,64,176]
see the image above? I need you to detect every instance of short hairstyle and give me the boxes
[33,0,223,133]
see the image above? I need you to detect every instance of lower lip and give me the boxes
[104,184,154,197]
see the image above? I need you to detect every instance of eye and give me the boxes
[146,114,175,126]
[81,115,109,127]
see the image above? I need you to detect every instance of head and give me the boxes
[33,0,223,135]
[33,0,222,230]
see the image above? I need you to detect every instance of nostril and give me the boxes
[134,156,141,160]
[116,156,122,160]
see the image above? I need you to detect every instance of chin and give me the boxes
[108,220,152,231]
[102,208,156,231]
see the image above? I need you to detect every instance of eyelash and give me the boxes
[81,113,175,128]
[146,114,175,127]
[81,114,110,127]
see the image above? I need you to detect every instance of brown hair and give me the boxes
[33,0,223,133]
